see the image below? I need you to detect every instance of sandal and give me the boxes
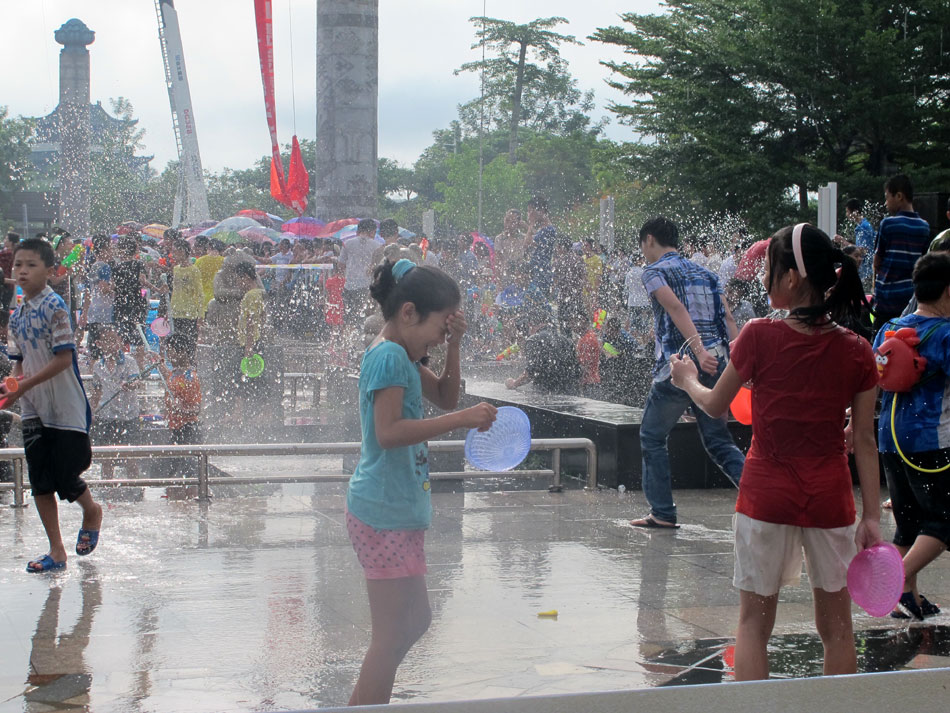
[76,528,100,556]
[26,554,66,573]
[630,515,680,529]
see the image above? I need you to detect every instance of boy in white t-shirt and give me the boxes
[89,325,143,478]
[3,239,102,573]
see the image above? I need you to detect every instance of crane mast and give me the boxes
[155,0,210,225]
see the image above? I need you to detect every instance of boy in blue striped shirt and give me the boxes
[873,174,930,324]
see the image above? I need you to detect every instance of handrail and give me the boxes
[0,438,597,506]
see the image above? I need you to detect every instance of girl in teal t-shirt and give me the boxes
[346,258,497,706]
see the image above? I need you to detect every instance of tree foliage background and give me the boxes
[592,0,950,231]
[3,4,948,243]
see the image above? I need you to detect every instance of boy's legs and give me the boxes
[893,452,950,600]
[637,378,690,524]
[30,494,67,568]
[882,452,927,598]
[25,422,99,569]
[693,407,745,486]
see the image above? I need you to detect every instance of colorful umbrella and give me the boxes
[200,217,264,236]
[116,220,145,235]
[142,223,170,239]
[238,227,281,244]
[235,209,283,229]
[282,216,326,237]
[215,230,245,245]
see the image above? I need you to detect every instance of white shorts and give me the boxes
[733,513,857,596]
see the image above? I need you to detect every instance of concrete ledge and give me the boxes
[316,668,950,713]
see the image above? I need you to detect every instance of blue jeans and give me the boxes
[639,369,745,523]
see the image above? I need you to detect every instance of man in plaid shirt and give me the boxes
[629,216,744,529]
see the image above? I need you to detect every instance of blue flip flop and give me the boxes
[76,528,100,556]
[27,554,66,573]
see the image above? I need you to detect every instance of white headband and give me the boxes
[792,223,808,277]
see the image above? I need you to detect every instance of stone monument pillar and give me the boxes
[315,1,378,221]
[55,18,95,238]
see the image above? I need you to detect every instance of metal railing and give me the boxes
[0,438,597,507]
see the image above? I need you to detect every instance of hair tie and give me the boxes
[792,223,808,277]
[392,258,415,283]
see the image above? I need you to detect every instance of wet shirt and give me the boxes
[854,218,875,281]
[347,340,431,530]
[577,330,601,385]
[164,368,201,430]
[642,252,729,381]
[194,254,224,308]
[527,225,557,293]
[324,274,344,326]
[170,264,204,319]
[0,248,13,280]
[874,211,930,314]
[874,315,950,453]
[8,286,91,433]
[238,288,265,347]
[92,353,139,421]
[113,260,146,318]
[86,260,114,324]
[730,319,877,528]
[339,236,377,291]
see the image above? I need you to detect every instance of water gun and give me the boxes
[603,342,620,358]
[593,309,607,329]
[93,366,156,414]
[0,376,19,409]
[61,244,83,268]
[496,344,520,361]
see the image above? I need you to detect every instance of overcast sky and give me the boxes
[4,1,662,174]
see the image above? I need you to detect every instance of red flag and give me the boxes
[255,0,309,214]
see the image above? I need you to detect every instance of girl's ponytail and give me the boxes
[824,245,868,331]
[370,259,398,310]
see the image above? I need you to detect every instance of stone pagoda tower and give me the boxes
[54,18,95,238]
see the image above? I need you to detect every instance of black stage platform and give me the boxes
[463,379,752,490]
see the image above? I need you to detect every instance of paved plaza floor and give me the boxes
[1,465,948,712]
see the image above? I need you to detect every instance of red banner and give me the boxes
[254,0,309,215]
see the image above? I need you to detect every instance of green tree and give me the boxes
[456,16,588,161]
[0,108,35,217]
[593,0,950,230]
[435,148,529,235]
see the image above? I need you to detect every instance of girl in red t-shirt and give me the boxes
[670,223,882,681]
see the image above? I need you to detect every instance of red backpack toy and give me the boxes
[875,327,928,392]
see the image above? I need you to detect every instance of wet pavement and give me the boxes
[1,470,948,712]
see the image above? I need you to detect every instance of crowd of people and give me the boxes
[3,171,949,702]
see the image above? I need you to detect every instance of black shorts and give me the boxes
[23,419,92,502]
[114,311,144,347]
[86,322,110,359]
[881,450,950,547]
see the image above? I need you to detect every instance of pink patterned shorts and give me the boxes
[345,510,427,580]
